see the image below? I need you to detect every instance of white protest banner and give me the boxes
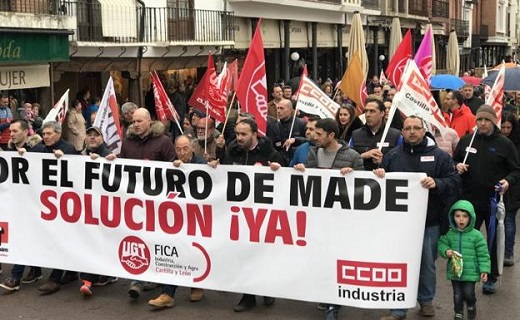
[93,77,123,154]
[391,60,448,135]
[44,89,69,124]
[296,74,340,119]
[0,152,428,309]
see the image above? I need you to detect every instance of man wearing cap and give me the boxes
[78,126,117,296]
[82,126,113,159]
[453,105,520,294]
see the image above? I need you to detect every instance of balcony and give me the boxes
[432,0,449,18]
[408,0,428,16]
[451,18,469,39]
[74,1,234,45]
[362,0,380,10]
[0,0,73,15]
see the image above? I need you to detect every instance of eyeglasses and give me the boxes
[402,126,424,132]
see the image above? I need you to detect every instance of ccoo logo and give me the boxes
[118,236,151,275]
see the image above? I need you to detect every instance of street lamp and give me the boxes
[290,52,300,62]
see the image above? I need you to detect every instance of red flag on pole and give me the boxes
[150,71,183,133]
[188,54,227,123]
[385,29,412,88]
[235,19,268,135]
[293,64,308,99]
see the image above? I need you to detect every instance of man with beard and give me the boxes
[289,115,319,166]
[192,117,225,161]
[210,118,284,312]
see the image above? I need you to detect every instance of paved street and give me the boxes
[1,223,519,320]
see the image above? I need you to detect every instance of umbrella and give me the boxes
[430,74,465,90]
[496,194,505,275]
[348,12,368,77]
[388,17,402,58]
[446,30,460,76]
[483,65,520,90]
[461,75,481,86]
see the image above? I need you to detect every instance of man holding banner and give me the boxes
[376,116,460,320]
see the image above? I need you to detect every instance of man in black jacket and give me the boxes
[454,105,520,295]
[212,118,284,312]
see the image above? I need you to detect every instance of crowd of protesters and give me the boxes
[1,71,520,320]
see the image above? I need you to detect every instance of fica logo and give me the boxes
[118,236,150,275]
[0,222,8,246]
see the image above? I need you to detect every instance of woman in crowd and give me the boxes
[501,111,520,266]
[335,103,363,143]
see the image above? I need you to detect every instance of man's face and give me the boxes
[235,122,256,150]
[387,88,397,100]
[123,108,136,123]
[462,86,474,99]
[313,127,334,149]
[276,100,293,120]
[0,97,8,108]
[402,118,426,145]
[9,122,27,145]
[132,110,152,136]
[364,102,384,129]
[373,87,382,97]
[272,87,283,100]
[42,127,61,146]
[305,120,317,140]
[476,117,495,136]
[175,137,193,163]
[282,88,292,99]
[86,131,104,149]
[384,101,392,121]
[196,118,214,141]
[444,93,457,110]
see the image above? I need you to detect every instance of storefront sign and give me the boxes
[0,64,50,90]
[0,33,69,64]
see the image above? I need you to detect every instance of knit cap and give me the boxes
[475,105,497,124]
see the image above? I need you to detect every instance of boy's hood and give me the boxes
[448,200,476,232]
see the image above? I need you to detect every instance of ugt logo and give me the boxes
[0,222,8,246]
[118,236,150,275]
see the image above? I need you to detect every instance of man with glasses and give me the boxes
[376,116,460,320]
[350,97,402,170]
[192,117,225,161]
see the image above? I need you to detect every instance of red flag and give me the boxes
[188,54,227,123]
[235,19,268,135]
[150,71,182,131]
[385,29,412,88]
[293,64,308,99]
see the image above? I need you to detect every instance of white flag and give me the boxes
[93,77,123,154]
[485,61,505,126]
[295,75,340,119]
[44,89,69,124]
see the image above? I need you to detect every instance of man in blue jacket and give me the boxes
[376,116,461,320]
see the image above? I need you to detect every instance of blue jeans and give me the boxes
[391,225,440,317]
[505,207,518,255]
[451,281,476,314]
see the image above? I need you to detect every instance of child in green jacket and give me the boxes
[438,200,491,320]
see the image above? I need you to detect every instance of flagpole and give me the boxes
[462,128,478,165]
[287,106,298,151]
[332,87,340,102]
[204,102,209,155]
[221,91,236,136]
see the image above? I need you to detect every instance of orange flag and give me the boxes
[339,51,367,114]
